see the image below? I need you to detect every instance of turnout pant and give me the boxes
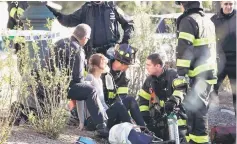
[119,95,146,127]
[183,78,213,144]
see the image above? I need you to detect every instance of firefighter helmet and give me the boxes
[114,43,137,65]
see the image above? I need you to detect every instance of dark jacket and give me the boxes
[172,2,217,104]
[102,59,129,105]
[7,1,28,29]
[176,2,217,81]
[138,68,178,117]
[211,9,236,74]
[53,2,134,47]
[54,37,86,87]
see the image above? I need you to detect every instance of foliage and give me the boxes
[17,31,69,139]
[127,5,177,95]
[0,38,21,143]
[0,19,71,140]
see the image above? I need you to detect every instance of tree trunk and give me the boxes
[212,1,221,13]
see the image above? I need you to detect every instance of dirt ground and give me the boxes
[5,90,236,144]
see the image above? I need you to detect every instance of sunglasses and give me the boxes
[224,3,233,6]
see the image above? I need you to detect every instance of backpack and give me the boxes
[210,125,236,144]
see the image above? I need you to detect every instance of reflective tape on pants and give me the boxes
[189,134,209,143]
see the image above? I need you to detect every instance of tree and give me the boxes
[212,1,221,13]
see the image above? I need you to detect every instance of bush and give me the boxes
[16,35,70,139]
[0,43,21,143]
[0,19,71,140]
[127,6,177,96]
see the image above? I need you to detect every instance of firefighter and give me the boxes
[102,43,136,105]
[138,53,187,141]
[7,1,28,29]
[165,1,217,144]
[102,44,146,127]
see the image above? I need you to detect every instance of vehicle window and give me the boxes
[156,18,176,33]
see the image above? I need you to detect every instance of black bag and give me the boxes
[210,126,236,144]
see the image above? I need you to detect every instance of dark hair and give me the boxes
[147,53,164,66]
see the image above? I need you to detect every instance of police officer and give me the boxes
[7,1,28,29]
[138,53,187,141]
[211,1,236,114]
[102,44,146,127]
[47,1,134,58]
[165,1,217,144]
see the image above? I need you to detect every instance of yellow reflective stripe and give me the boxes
[119,50,124,55]
[10,7,17,18]
[116,87,128,94]
[172,90,184,101]
[159,100,164,107]
[139,105,149,112]
[83,70,88,77]
[206,79,217,84]
[17,7,24,16]
[189,134,209,143]
[185,135,190,143]
[193,37,216,46]
[173,78,187,87]
[177,119,187,126]
[108,92,115,99]
[176,59,191,68]
[138,89,151,100]
[188,63,217,77]
[178,32,195,43]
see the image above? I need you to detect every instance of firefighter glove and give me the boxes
[172,76,189,90]
[165,96,180,114]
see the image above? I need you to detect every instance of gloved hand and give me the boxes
[143,116,152,125]
[172,76,189,90]
[165,96,180,114]
[165,100,176,115]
